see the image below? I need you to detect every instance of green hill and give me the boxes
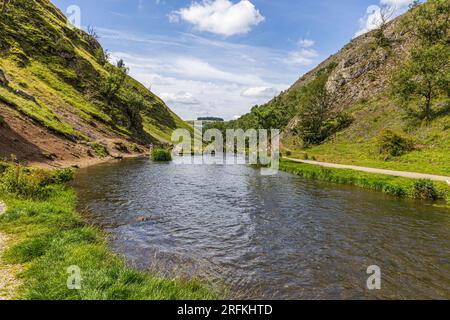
[229,0,449,176]
[0,0,190,166]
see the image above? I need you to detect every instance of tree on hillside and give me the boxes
[101,59,129,103]
[123,91,146,130]
[404,0,450,46]
[297,74,336,146]
[392,0,450,120]
[392,44,450,120]
[373,5,396,48]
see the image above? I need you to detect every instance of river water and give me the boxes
[72,157,450,299]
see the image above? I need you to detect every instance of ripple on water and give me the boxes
[72,158,450,299]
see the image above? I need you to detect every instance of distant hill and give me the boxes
[197,117,224,122]
[0,0,191,167]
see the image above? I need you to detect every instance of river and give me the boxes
[72,157,450,299]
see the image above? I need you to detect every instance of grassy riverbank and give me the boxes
[0,165,216,300]
[280,160,450,205]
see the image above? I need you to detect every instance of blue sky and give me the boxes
[51,0,414,120]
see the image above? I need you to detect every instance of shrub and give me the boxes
[151,148,172,162]
[414,180,438,200]
[0,164,74,199]
[0,165,50,199]
[51,168,75,184]
[378,129,414,157]
[0,114,4,125]
[101,60,128,103]
[90,143,109,158]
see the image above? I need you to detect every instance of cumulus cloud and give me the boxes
[169,0,265,37]
[281,37,318,66]
[380,0,415,7]
[102,31,308,120]
[160,91,200,105]
[355,0,415,37]
[241,86,278,98]
[297,38,315,48]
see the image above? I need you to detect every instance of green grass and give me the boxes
[280,159,450,204]
[0,0,191,149]
[283,96,450,176]
[0,85,83,141]
[0,167,216,300]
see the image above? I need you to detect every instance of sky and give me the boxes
[51,0,416,120]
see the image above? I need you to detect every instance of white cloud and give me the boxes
[101,30,315,120]
[355,0,415,37]
[380,0,415,7]
[171,57,263,85]
[170,0,265,37]
[297,38,315,48]
[160,91,200,105]
[281,37,318,66]
[241,86,278,98]
[283,48,318,65]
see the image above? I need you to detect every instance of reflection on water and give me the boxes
[72,157,450,299]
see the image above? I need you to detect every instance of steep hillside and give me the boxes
[0,0,189,167]
[230,1,450,175]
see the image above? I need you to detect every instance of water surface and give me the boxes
[72,157,450,299]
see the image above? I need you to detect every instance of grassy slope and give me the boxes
[0,0,190,148]
[0,184,216,300]
[235,3,449,177]
[283,95,450,176]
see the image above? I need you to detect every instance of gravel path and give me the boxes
[284,158,450,183]
[0,201,23,300]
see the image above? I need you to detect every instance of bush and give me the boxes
[51,168,75,184]
[151,148,172,162]
[0,165,50,199]
[378,129,414,157]
[414,180,438,200]
[90,143,109,158]
[0,114,4,125]
[0,165,74,199]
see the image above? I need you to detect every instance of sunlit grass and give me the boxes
[0,183,217,300]
[280,160,450,204]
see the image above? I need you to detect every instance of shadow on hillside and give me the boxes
[0,120,48,165]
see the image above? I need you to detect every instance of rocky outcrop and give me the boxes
[280,15,415,133]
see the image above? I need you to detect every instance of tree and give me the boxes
[373,5,396,48]
[87,25,99,40]
[403,0,450,46]
[392,1,450,120]
[101,59,128,103]
[295,71,337,146]
[392,44,450,119]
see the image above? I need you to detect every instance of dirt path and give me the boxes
[284,158,450,183]
[0,201,23,300]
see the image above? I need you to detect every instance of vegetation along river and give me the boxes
[72,157,450,299]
